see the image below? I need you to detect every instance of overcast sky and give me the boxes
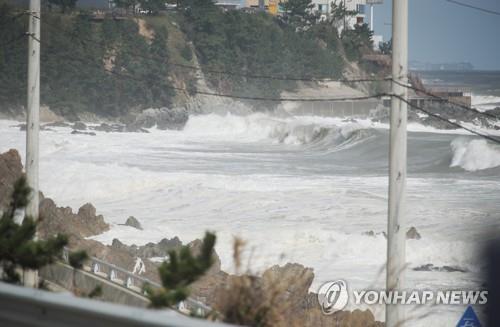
[372,0,500,70]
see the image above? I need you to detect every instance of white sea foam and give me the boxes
[472,94,500,111]
[451,138,500,171]
[1,114,499,326]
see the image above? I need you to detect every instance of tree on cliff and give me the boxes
[47,0,78,13]
[379,38,392,55]
[138,0,166,14]
[113,0,139,13]
[281,0,316,29]
[329,0,356,33]
[0,177,68,284]
[341,23,373,61]
[145,232,216,308]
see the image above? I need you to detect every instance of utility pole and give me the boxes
[343,0,346,34]
[24,0,41,288]
[370,4,374,31]
[386,0,408,325]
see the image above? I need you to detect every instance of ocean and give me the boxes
[417,70,500,111]
[1,71,499,326]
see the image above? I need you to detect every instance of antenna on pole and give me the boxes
[24,0,41,288]
[386,0,408,325]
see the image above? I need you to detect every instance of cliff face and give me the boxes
[0,149,23,211]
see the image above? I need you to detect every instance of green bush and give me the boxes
[0,177,68,284]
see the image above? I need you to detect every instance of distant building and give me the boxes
[215,0,246,10]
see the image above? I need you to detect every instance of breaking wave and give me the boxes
[182,113,377,150]
[450,137,500,171]
[471,94,500,111]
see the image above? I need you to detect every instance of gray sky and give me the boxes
[372,0,500,70]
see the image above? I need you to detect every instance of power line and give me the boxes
[393,94,500,145]
[446,0,500,16]
[26,13,500,121]
[20,13,500,144]
[29,28,386,102]
[99,64,391,102]
[41,44,500,144]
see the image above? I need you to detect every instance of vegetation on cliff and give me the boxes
[0,0,375,118]
[1,2,174,118]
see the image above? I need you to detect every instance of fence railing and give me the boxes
[61,248,212,316]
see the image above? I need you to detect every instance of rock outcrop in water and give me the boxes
[413,264,467,273]
[121,216,143,230]
[406,226,421,240]
[128,107,189,130]
[0,148,383,327]
[363,227,422,240]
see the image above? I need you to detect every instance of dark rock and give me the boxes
[413,263,468,273]
[363,230,386,238]
[72,121,87,130]
[18,123,53,132]
[421,116,459,130]
[263,263,314,306]
[137,237,183,258]
[71,130,96,136]
[0,149,24,211]
[123,124,150,133]
[91,122,148,133]
[110,236,183,259]
[123,216,143,230]
[131,107,189,130]
[441,265,468,273]
[413,263,433,271]
[485,107,500,117]
[44,121,71,128]
[406,226,421,240]
[213,262,383,327]
[93,123,114,133]
[38,200,109,240]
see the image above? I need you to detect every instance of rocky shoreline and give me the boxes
[0,148,383,326]
[3,101,499,136]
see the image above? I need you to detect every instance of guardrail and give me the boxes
[60,248,212,315]
[0,282,231,327]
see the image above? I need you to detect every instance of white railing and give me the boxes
[61,248,212,316]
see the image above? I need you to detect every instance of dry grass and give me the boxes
[214,238,311,327]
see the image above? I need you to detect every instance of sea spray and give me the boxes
[450,138,500,171]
